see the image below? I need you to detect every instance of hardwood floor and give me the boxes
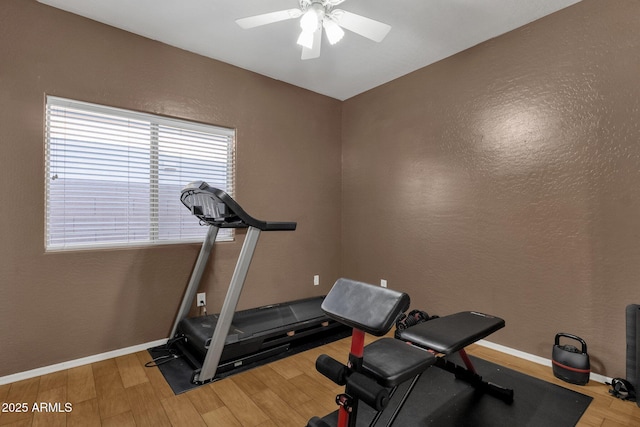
[1,335,639,426]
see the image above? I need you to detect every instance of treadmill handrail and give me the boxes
[180,181,297,231]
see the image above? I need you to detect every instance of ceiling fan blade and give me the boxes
[331,10,391,42]
[236,9,302,29]
[301,29,322,60]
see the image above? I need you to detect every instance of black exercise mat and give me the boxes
[320,355,592,427]
[148,326,352,395]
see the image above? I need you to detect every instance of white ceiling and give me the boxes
[37,0,582,100]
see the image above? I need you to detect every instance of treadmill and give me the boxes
[169,181,344,384]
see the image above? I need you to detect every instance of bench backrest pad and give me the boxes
[322,278,410,336]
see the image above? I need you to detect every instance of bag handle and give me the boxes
[555,332,587,354]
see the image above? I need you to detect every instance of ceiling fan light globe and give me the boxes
[300,8,319,32]
[323,19,344,45]
[297,30,315,49]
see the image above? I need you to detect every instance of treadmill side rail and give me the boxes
[197,226,262,382]
[169,225,219,338]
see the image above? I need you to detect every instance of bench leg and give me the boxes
[334,328,366,427]
[458,348,477,374]
[380,373,422,427]
[435,349,514,404]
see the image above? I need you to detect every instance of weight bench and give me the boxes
[398,311,514,405]
[307,278,513,427]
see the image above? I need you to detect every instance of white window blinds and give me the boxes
[45,96,235,251]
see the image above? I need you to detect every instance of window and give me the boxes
[45,96,235,251]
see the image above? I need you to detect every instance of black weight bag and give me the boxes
[552,333,590,385]
[395,309,436,338]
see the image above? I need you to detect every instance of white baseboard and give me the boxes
[0,338,168,386]
[0,337,611,387]
[477,339,611,384]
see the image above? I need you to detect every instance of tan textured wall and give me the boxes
[342,0,640,377]
[2,0,639,380]
[0,1,342,376]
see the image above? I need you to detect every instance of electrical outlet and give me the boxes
[314,275,320,286]
[380,279,387,288]
[197,292,206,307]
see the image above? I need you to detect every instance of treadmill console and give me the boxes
[180,181,296,231]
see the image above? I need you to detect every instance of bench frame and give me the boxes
[307,279,513,427]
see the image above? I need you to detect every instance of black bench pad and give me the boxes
[322,278,410,336]
[362,338,436,387]
[398,311,505,355]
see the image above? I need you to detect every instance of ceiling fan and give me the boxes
[236,0,391,60]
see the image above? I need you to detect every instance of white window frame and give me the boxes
[44,96,236,251]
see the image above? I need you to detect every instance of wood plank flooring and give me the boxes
[1,335,639,426]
